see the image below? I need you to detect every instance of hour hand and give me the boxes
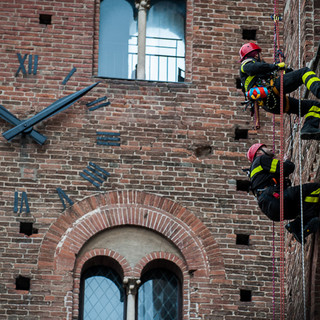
[2,82,100,142]
[0,104,47,144]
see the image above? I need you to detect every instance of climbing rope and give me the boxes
[272,0,285,318]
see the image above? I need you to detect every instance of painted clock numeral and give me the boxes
[96,131,120,146]
[14,191,30,215]
[86,96,110,111]
[56,188,74,210]
[62,67,77,85]
[80,162,110,189]
[16,53,38,76]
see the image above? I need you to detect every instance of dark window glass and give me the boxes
[80,266,125,320]
[138,269,181,320]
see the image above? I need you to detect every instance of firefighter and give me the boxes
[239,42,320,140]
[247,143,320,243]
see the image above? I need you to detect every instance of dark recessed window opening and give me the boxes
[39,14,52,25]
[236,77,242,89]
[236,234,250,246]
[16,276,30,291]
[236,180,250,192]
[235,128,248,140]
[20,222,38,236]
[242,29,256,40]
[240,289,252,302]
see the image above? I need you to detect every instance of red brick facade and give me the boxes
[1,0,319,319]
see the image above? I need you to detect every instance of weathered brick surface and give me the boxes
[2,0,315,319]
[283,1,320,319]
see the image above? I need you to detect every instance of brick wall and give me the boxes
[283,0,320,319]
[0,0,299,319]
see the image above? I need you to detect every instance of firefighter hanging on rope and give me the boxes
[239,42,320,139]
[246,143,320,243]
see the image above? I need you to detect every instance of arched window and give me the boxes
[79,265,125,320]
[138,268,182,320]
[98,0,186,82]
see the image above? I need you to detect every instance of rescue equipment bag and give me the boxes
[246,86,270,101]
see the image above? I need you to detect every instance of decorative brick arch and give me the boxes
[38,190,225,280]
[133,251,188,278]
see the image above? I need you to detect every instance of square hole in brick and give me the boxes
[242,29,256,40]
[236,180,250,192]
[236,77,242,89]
[20,222,38,236]
[39,14,52,25]
[235,128,248,140]
[236,234,250,245]
[16,276,30,291]
[240,289,252,302]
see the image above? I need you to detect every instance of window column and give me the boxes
[123,277,141,320]
[135,0,150,79]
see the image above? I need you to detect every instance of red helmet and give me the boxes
[247,143,266,162]
[239,43,262,62]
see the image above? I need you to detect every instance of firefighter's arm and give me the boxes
[241,59,278,76]
[260,156,295,176]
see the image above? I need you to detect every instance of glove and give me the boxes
[276,62,287,70]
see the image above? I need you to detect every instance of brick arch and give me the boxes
[74,248,132,278]
[38,190,225,280]
[133,252,188,278]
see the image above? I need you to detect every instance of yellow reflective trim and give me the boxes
[302,71,316,83]
[304,188,320,203]
[305,196,319,203]
[311,188,320,195]
[306,77,320,90]
[270,159,278,173]
[250,165,263,178]
[305,112,320,119]
[308,105,320,113]
[244,76,255,92]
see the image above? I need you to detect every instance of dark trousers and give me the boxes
[257,183,320,223]
[263,67,320,116]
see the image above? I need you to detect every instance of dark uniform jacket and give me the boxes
[250,154,295,194]
[240,58,278,93]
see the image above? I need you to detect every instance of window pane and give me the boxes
[81,266,125,320]
[138,269,180,320]
[98,0,137,79]
[146,0,186,82]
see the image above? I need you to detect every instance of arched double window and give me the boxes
[79,260,182,320]
[98,0,186,82]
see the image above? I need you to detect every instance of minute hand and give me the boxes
[3,82,99,141]
[0,104,47,144]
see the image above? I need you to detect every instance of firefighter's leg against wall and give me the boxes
[287,97,320,140]
[285,183,320,243]
[274,67,320,98]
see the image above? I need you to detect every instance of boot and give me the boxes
[301,115,320,140]
[285,218,303,243]
[285,217,320,244]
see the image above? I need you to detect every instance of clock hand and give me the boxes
[0,104,47,144]
[3,82,99,142]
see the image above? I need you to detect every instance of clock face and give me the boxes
[0,53,120,228]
